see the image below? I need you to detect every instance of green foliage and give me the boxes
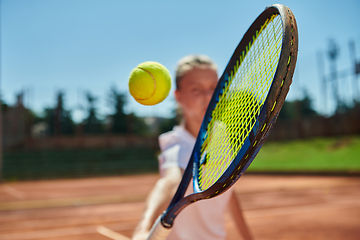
[127,113,150,136]
[278,100,295,120]
[278,90,318,120]
[44,91,75,135]
[83,92,104,134]
[1,98,8,113]
[108,86,127,134]
[158,108,181,134]
[159,117,178,134]
[299,92,318,117]
[29,110,44,125]
[335,100,360,115]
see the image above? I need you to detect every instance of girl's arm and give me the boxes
[132,166,182,240]
[228,191,254,240]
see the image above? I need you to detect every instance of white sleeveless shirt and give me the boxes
[158,125,232,240]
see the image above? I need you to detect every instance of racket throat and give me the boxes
[199,151,208,165]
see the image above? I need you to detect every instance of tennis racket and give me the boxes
[147,4,298,240]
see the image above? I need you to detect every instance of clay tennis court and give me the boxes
[0,174,359,240]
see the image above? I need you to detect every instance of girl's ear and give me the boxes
[175,89,185,109]
[174,89,181,104]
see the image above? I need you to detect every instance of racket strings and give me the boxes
[198,15,282,191]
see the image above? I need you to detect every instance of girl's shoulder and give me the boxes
[159,125,194,152]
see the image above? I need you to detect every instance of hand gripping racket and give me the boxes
[147,4,298,240]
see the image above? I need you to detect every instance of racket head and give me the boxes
[162,4,298,227]
[193,3,298,194]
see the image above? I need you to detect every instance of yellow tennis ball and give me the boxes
[128,61,171,106]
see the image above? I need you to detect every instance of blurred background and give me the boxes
[0,0,359,181]
[1,1,360,240]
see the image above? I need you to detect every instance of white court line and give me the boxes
[2,185,26,200]
[97,226,130,240]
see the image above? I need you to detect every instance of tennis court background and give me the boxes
[0,174,359,240]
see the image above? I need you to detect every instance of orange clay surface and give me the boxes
[0,174,359,240]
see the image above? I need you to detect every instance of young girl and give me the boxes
[132,55,253,240]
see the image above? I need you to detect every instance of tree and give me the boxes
[127,113,150,136]
[83,92,103,134]
[44,91,74,135]
[158,108,181,134]
[1,98,8,113]
[108,86,127,134]
[278,101,296,120]
[278,90,318,120]
[298,91,318,118]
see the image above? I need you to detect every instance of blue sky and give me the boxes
[1,0,360,122]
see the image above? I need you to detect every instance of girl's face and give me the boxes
[175,67,218,127]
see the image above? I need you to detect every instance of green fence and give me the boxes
[3,147,159,181]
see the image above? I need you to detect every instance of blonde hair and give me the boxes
[175,55,217,89]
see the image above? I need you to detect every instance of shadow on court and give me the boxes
[0,174,359,240]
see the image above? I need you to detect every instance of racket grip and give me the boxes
[147,216,172,240]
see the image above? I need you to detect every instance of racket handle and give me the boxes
[147,216,172,240]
